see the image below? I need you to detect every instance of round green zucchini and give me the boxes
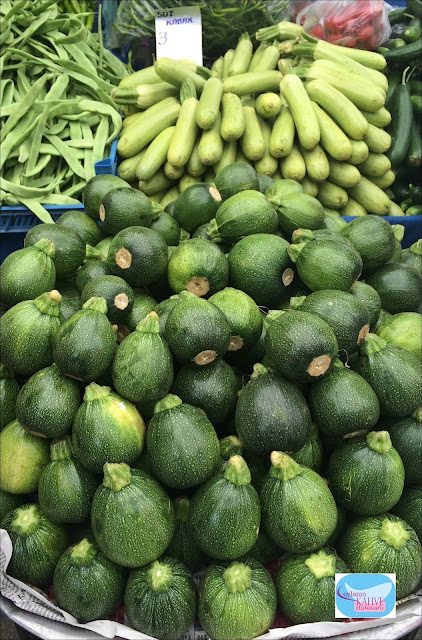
[209,287,263,351]
[0,290,63,377]
[38,436,99,523]
[235,364,312,456]
[150,211,181,245]
[99,186,153,235]
[15,364,81,439]
[288,237,363,292]
[124,555,196,640]
[214,162,259,200]
[391,487,422,542]
[72,382,145,474]
[164,291,231,366]
[189,455,261,560]
[91,463,174,568]
[80,275,134,324]
[53,538,126,623]
[327,431,405,515]
[260,451,337,553]
[124,289,157,333]
[0,490,26,522]
[74,259,111,293]
[198,558,277,640]
[146,394,220,490]
[168,237,229,297]
[376,311,421,359]
[264,310,338,384]
[0,364,20,431]
[275,192,325,236]
[365,264,422,313]
[25,223,85,279]
[341,215,396,270]
[0,239,56,307]
[165,496,207,572]
[54,297,117,383]
[308,359,380,437]
[339,514,422,600]
[350,280,382,328]
[171,357,238,425]
[56,209,105,246]
[290,289,370,356]
[0,420,50,494]
[291,425,324,473]
[385,408,422,484]
[228,233,295,308]
[1,503,67,588]
[275,548,349,624]
[356,333,421,417]
[172,182,222,233]
[111,311,173,404]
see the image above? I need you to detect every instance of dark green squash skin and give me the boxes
[0,244,56,308]
[385,411,422,484]
[171,358,238,425]
[0,295,63,377]
[91,468,175,568]
[56,210,105,246]
[53,539,126,623]
[235,369,312,456]
[15,364,81,439]
[124,556,196,640]
[215,162,260,200]
[291,425,324,473]
[308,364,380,438]
[106,226,169,287]
[326,503,347,547]
[80,276,134,324]
[59,296,82,322]
[38,437,99,523]
[167,237,229,296]
[173,182,222,233]
[1,504,68,588]
[293,239,363,292]
[72,387,145,474]
[241,530,280,566]
[198,558,277,640]
[264,310,338,384]
[0,420,50,494]
[0,490,26,522]
[75,260,111,293]
[356,339,421,417]
[293,290,370,356]
[165,496,207,572]
[275,549,349,624]
[189,466,261,560]
[150,212,181,246]
[365,264,422,313]
[228,233,294,308]
[0,364,20,431]
[260,461,337,553]
[327,435,405,515]
[341,215,396,271]
[25,224,85,279]
[147,402,220,490]
[339,514,422,600]
[156,294,182,337]
[391,487,422,542]
[111,323,173,405]
[125,289,157,333]
[350,280,382,329]
[209,190,278,245]
[164,292,231,364]
[53,308,117,383]
[209,287,263,351]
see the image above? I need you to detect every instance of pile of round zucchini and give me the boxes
[0,168,421,640]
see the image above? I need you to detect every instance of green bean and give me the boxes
[0,73,50,143]
[66,139,94,149]
[63,43,97,76]
[18,197,54,224]
[13,7,55,47]
[2,176,62,198]
[1,79,14,107]
[92,115,109,164]
[25,106,50,176]
[44,134,86,179]
[1,112,43,169]
[54,22,86,44]
[46,119,69,135]
[42,193,83,204]
[39,143,86,160]
[69,120,82,140]
[18,131,34,164]
[62,181,86,197]
[78,99,122,144]
[4,0,29,22]
[81,121,95,181]
[45,73,69,101]
[23,154,52,178]
[16,67,31,96]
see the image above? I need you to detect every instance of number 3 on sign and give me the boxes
[158,32,167,46]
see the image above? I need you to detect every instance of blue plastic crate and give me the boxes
[0,138,118,261]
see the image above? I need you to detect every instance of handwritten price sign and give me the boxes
[155,6,203,66]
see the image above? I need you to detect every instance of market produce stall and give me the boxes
[1,1,421,640]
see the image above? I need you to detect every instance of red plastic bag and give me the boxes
[299,0,392,50]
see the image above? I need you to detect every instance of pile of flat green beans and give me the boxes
[0,0,128,222]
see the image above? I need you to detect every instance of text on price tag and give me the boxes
[155,6,203,66]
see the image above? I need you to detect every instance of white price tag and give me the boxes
[155,6,203,66]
